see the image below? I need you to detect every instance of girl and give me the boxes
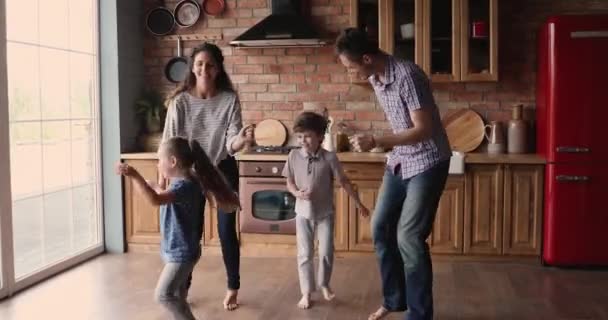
[162,42,253,311]
[116,137,239,320]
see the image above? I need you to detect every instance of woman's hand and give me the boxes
[238,124,255,145]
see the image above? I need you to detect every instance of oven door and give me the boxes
[239,177,297,234]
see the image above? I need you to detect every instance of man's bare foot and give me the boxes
[368,306,390,320]
[297,294,311,309]
[223,289,238,311]
[321,286,335,301]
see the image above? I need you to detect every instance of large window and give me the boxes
[1,0,102,297]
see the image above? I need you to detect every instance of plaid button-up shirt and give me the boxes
[369,55,452,179]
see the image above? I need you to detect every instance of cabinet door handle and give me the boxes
[556,175,590,182]
[556,146,590,153]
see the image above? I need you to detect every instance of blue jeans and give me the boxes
[185,157,240,292]
[371,160,449,320]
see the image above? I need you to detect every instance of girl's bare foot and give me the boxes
[297,294,311,309]
[368,306,390,320]
[321,286,335,301]
[223,289,238,311]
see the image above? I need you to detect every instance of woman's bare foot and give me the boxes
[297,294,311,309]
[223,289,238,311]
[368,306,390,320]
[321,286,335,301]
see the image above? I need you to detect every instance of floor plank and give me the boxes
[0,253,607,319]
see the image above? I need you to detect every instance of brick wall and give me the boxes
[143,0,608,145]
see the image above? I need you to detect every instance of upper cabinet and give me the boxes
[460,0,498,81]
[350,0,498,82]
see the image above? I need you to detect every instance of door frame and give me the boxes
[0,0,15,299]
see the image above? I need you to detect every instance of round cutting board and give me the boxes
[254,119,287,146]
[442,109,485,152]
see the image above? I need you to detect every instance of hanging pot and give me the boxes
[202,0,226,16]
[174,0,201,28]
[146,0,175,36]
[165,36,190,83]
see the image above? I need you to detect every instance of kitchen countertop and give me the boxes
[121,151,546,164]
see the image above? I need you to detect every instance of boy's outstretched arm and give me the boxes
[336,175,370,218]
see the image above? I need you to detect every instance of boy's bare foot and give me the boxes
[321,286,335,301]
[368,306,390,320]
[297,294,311,309]
[223,289,238,311]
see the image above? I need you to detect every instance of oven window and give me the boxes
[252,190,296,221]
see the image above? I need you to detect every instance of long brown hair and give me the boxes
[166,42,234,104]
[162,137,240,210]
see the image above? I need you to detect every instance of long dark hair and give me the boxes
[166,42,234,104]
[162,137,240,210]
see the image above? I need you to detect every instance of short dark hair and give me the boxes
[293,112,328,137]
[335,28,380,61]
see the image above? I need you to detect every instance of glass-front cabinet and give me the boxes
[460,0,498,81]
[350,0,498,82]
[423,0,460,82]
[349,0,423,82]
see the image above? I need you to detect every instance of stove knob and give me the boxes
[272,167,279,174]
[255,167,262,173]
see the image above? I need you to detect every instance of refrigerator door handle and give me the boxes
[556,146,590,153]
[556,175,590,182]
[571,31,608,38]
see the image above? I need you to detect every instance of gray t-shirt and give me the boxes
[282,148,345,220]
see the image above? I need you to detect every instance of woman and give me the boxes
[161,42,254,311]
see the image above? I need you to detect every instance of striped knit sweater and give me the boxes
[162,90,243,166]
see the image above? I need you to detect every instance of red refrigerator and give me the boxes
[537,15,608,266]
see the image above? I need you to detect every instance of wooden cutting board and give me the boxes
[254,119,287,146]
[442,109,485,152]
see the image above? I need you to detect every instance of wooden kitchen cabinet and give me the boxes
[203,204,221,246]
[350,0,424,73]
[334,187,349,251]
[348,179,381,252]
[349,0,498,82]
[464,164,543,256]
[459,0,498,81]
[502,165,543,255]
[429,175,465,254]
[464,164,504,254]
[124,159,162,245]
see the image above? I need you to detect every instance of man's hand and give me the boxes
[349,134,376,152]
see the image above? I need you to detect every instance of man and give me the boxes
[336,28,452,320]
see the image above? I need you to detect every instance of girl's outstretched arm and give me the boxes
[116,163,175,206]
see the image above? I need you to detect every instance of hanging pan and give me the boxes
[165,36,189,83]
[202,0,226,16]
[174,0,201,28]
[146,0,175,36]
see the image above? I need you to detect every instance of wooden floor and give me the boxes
[1,253,608,320]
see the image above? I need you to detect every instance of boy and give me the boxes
[282,111,371,309]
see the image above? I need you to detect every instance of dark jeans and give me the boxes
[185,156,240,292]
[371,160,449,320]
[216,156,241,290]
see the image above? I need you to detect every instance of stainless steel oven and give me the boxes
[239,161,296,234]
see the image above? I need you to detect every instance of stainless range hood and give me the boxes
[230,0,327,48]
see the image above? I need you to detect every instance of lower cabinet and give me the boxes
[123,159,543,257]
[124,159,162,245]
